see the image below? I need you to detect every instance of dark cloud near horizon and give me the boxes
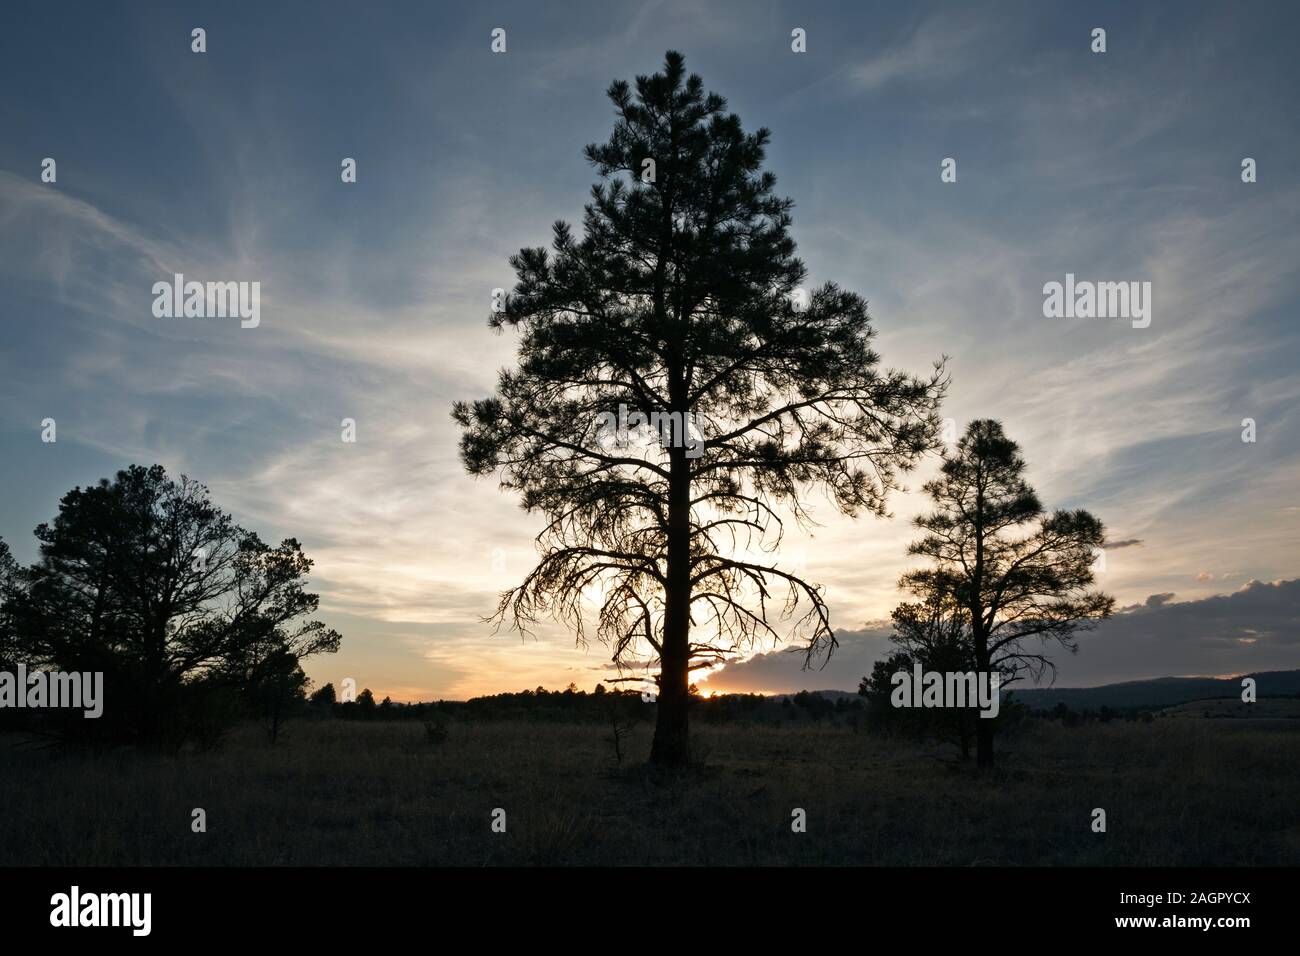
[1104,539,1144,550]
[705,579,1300,693]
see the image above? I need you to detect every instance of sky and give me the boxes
[1,1,1297,699]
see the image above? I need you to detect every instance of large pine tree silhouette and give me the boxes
[456,52,945,766]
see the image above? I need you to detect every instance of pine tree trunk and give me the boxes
[650,646,690,766]
[650,432,692,768]
[973,630,995,769]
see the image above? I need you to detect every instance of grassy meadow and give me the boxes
[2,715,1298,866]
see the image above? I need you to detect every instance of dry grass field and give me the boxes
[2,716,1298,866]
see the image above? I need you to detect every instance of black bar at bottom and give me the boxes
[0,866,1284,941]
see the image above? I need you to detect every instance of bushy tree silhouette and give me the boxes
[309,681,337,709]
[355,688,376,717]
[455,52,945,766]
[238,648,311,743]
[864,592,980,757]
[2,464,340,746]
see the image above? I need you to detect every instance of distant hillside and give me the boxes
[1160,697,1300,719]
[782,670,1300,712]
[1008,670,1300,711]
